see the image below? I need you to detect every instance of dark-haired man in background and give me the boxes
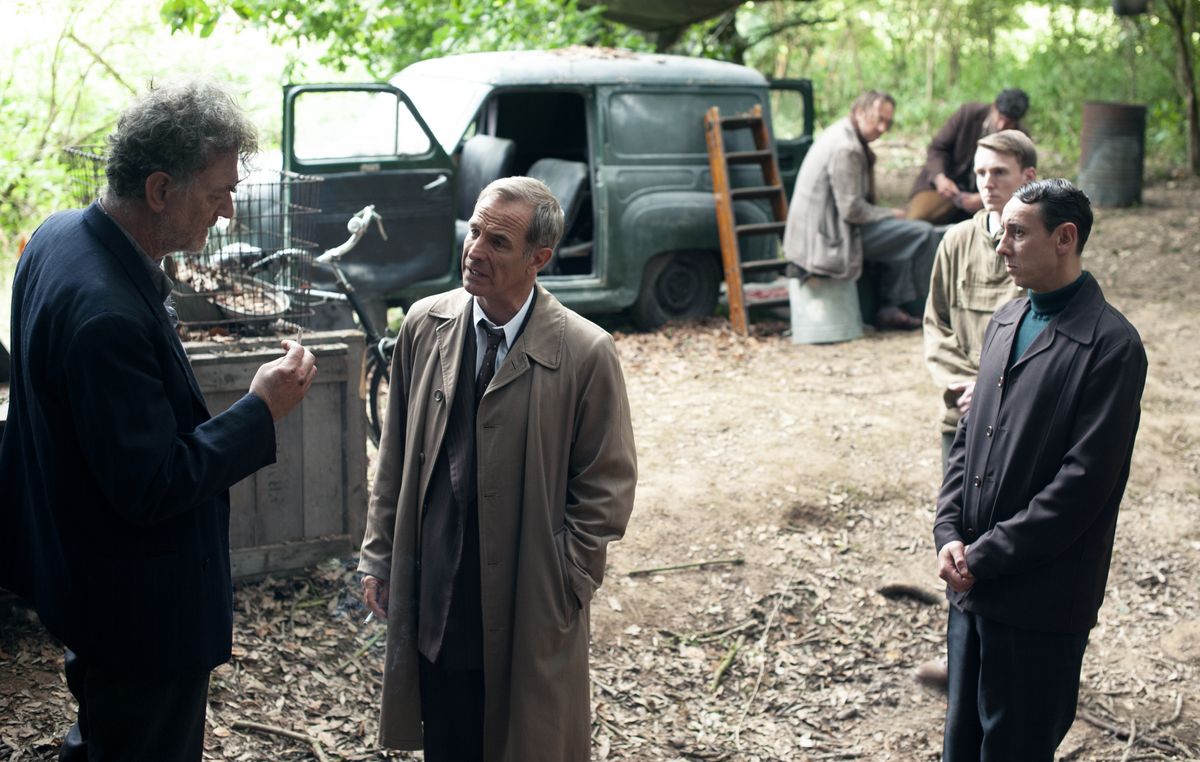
[909,88,1030,225]
[934,179,1146,760]
[0,81,315,761]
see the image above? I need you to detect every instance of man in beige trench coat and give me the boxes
[359,176,638,761]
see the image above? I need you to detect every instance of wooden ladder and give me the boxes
[704,104,790,336]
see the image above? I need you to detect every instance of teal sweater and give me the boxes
[1009,272,1089,368]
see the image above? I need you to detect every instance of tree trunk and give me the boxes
[1163,0,1200,175]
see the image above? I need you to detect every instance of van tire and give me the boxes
[632,251,720,330]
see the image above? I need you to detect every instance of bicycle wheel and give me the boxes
[366,351,390,447]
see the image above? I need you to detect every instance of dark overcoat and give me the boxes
[933,274,1147,633]
[0,203,276,675]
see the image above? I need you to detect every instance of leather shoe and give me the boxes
[915,657,948,690]
[874,306,921,331]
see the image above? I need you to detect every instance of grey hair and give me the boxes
[105,80,258,199]
[476,176,564,252]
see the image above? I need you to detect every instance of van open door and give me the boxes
[283,84,455,300]
[767,79,815,201]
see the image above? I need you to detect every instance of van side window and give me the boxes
[606,92,761,158]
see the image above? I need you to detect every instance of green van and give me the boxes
[284,48,813,328]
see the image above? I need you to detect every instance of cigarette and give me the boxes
[295,327,303,344]
[362,611,374,625]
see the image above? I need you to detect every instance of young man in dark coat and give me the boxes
[934,179,1147,760]
[0,81,316,761]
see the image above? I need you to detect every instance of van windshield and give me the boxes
[393,72,491,155]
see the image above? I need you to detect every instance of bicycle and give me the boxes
[247,205,394,446]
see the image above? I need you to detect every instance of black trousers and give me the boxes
[418,653,485,762]
[59,649,210,762]
[943,607,1090,762]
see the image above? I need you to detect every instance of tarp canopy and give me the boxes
[581,0,743,31]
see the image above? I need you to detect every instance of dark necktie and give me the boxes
[476,324,505,405]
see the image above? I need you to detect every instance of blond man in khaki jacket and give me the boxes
[924,130,1037,468]
[917,129,1036,688]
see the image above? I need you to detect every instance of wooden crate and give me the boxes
[185,330,367,580]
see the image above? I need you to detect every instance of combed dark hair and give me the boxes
[477,176,564,252]
[850,90,895,118]
[994,88,1030,120]
[1014,179,1093,253]
[105,80,258,199]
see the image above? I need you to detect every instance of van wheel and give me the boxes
[632,251,720,330]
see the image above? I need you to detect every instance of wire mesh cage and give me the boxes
[170,169,323,333]
[61,146,323,334]
[64,146,107,208]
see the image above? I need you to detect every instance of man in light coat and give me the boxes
[359,176,638,761]
[783,90,941,330]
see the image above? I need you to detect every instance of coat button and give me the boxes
[985,425,994,437]
[997,375,1004,388]
[973,475,982,487]
[419,451,425,465]
[433,389,444,403]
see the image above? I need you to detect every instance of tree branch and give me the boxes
[67,31,137,95]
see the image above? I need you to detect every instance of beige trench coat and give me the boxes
[782,117,893,280]
[358,285,637,761]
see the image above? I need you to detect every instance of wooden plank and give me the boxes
[342,335,369,548]
[229,472,258,549]
[184,329,363,357]
[734,221,786,236]
[257,406,304,545]
[742,259,788,275]
[230,535,350,582]
[189,341,351,393]
[730,185,786,201]
[182,329,368,576]
[202,388,260,550]
[752,109,790,224]
[724,149,773,164]
[704,105,750,337]
[302,381,343,537]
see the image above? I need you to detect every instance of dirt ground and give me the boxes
[2,177,1199,761]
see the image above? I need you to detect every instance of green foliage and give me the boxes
[160,0,653,78]
[733,0,1195,175]
[156,0,1196,174]
[0,0,363,250]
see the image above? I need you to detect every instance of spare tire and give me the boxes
[632,251,720,330]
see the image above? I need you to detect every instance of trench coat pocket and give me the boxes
[553,527,582,627]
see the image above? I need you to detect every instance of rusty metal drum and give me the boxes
[1079,101,1147,207]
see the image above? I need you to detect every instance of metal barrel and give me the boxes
[1078,101,1146,207]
